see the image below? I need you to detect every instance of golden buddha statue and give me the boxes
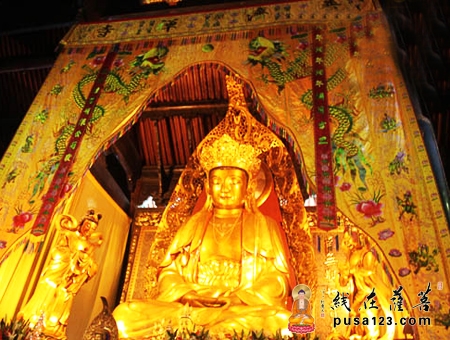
[112,75,320,339]
[113,134,294,338]
[20,210,103,339]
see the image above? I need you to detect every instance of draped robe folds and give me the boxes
[113,209,295,338]
[20,230,100,338]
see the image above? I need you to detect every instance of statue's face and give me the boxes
[209,167,248,210]
[80,219,97,236]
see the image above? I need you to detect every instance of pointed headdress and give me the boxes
[197,74,281,178]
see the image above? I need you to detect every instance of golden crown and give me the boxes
[196,74,282,177]
[198,134,261,176]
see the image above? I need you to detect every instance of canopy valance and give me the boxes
[0,1,448,338]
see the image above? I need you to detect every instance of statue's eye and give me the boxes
[229,177,243,185]
[212,177,222,185]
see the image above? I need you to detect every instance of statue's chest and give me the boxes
[70,238,91,254]
[199,223,242,262]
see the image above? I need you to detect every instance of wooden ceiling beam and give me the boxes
[141,103,228,119]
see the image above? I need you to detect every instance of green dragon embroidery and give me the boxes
[29,46,169,202]
[247,36,311,92]
[301,76,372,186]
[246,36,371,186]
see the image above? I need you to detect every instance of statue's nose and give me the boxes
[221,179,233,192]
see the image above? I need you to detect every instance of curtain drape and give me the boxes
[0,1,448,338]
[0,171,130,339]
[64,171,130,339]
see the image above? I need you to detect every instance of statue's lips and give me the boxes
[218,196,237,203]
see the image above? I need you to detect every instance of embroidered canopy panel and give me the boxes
[0,0,448,337]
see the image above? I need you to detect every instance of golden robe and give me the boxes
[113,209,294,338]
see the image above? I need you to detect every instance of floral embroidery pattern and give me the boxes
[378,228,394,241]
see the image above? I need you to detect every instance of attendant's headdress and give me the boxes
[83,209,102,224]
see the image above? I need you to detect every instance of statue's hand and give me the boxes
[180,292,228,308]
[90,232,103,246]
[220,293,242,307]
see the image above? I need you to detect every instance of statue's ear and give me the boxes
[204,178,211,195]
[247,176,257,193]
